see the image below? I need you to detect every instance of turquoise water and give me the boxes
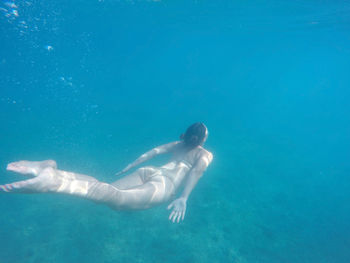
[1,0,350,262]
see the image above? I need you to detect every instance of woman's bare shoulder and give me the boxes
[196,146,213,162]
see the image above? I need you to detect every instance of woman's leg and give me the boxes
[6,160,98,182]
[7,160,57,176]
[1,161,172,210]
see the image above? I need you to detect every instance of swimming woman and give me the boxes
[0,123,213,223]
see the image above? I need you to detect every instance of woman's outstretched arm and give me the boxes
[168,151,213,223]
[115,141,180,176]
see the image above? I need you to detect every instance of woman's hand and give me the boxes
[115,169,126,176]
[167,197,187,223]
[115,165,131,176]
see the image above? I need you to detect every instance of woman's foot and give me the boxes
[1,166,60,193]
[6,160,57,176]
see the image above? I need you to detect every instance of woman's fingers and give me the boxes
[169,210,180,223]
[169,210,185,223]
[169,210,176,221]
[172,211,179,223]
[168,202,185,223]
[177,212,182,223]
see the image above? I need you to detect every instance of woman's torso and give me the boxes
[159,142,210,189]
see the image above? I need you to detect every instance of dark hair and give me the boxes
[180,122,208,148]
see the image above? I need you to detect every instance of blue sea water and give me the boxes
[1,0,350,262]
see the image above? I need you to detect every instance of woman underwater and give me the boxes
[1,122,213,223]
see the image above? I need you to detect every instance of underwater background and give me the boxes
[1,0,350,262]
